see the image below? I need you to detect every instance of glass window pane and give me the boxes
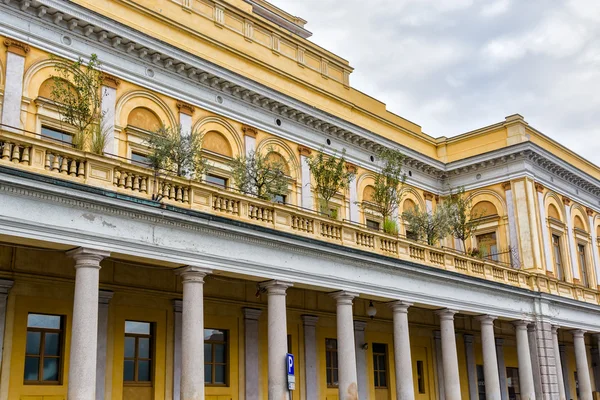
[27,314,61,329]
[215,365,226,384]
[125,321,150,334]
[44,333,60,356]
[204,329,225,341]
[333,369,339,386]
[24,357,39,381]
[41,127,73,144]
[215,344,225,363]
[204,343,212,363]
[123,360,135,381]
[137,360,150,381]
[26,332,41,355]
[333,354,338,368]
[124,336,136,358]
[42,358,59,381]
[204,364,212,384]
[379,372,387,387]
[138,337,150,359]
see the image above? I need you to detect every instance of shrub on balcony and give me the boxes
[383,217,399,236]
[401,206,450,246]
[146,125,209,180]
[367,148,406,233]
[50,54,105,153]
[306,149,354,217]
[444,187,485,253]
[229,149,289,201]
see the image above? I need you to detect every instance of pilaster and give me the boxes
[2,39,29,130]
[244,307,262,400]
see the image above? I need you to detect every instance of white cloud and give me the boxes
[480,0,511,17]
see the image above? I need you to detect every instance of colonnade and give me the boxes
[63,248,597,400]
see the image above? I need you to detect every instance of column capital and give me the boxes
[502,181,512,191]
[463,333,474,344]
[329,290,359,305]
[353,320,367,331]
[388,300,412,313]
[477,315,497,325]
[173,299,183,312]
[259,279,293,295]
[3,38,30,56]
[0,279,14,296]
[98,290,114,305]
[535,183,544,193]
[562,196,571,206]
[513,320,531,330]
[435,308,458,320]
[551,325,560,335]
[527,323,536,333]
[176,265,212,283]
[297,145,312,157]
[572,329,587,339]
[243,307,262,321]
[301,314,319,327]
[176,101,195,116]
[67,247,110,269]
[101,73,121,89]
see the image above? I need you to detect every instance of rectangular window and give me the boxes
[325,338,338,388]
[477,364,486,400]
[124,321,153,384]
[416,360,426,394]
[24,313,64,384]
[552,234,564,281]
[578,244,588,287]
[41,126,73,144]
[274,194,287,204]
[506,367,521,400]
[372,343,388,389]
[131,152,151,167]
[476,232,498,261]
[205,329,228,386]
[366,219,381,231]
[206,174,228,188]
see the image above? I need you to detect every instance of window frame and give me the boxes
[204,328,229,387]
[577,242,589,287]
[205,174,229,189]
[325,338,339,388]
[40,125,74,145]
[123,321,153,386]
[551,233,565,281]
[475,230,499,262]
[24,313,65,385]
[372,343,388,389]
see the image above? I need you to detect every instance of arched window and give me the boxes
[127,107,161,132]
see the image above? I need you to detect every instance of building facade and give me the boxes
[0,1,599,399]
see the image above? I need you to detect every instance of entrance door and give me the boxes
[373,343,391,400]
[412,346,433,400]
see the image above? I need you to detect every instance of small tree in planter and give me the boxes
[401,206,450,246]
[368,148,406,234]
[146,125,209,200]
[444,187,485,253]
[306,149,354,218]
[50,54,105,153]
[229,149,289,200]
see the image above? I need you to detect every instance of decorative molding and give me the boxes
[297,145,312,157]
[345,163,357,174]
[101,73,120,89]
[3,38,29,56]
[563,197,571,206]
[535,183,544,193]
[242,124,258,138]
[502,181,512,191]
[176,101,195,116]
[586,207,594,217]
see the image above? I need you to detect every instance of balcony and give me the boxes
[0,127,598,305]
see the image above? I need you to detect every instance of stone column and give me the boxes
[1,39,29,130]
[434,331,446,400]
[390,301,414,400]
[173,300,183,400]
[559,344,571,399]
[0,279,14,368]
[354,320,368,400]
[573,330,593,400]
[100,74,119,155]
[593,334,600,396]
[244,308,262,400]
[514,321,536,400]
[330,291,359,400]
[178,266,212,400]
[503,182,521,268]
[464,334,478,400]
[563,198,580,281]
[67,247,110,400]
[260,280,293,400]
[298,147,313,210]
[302,315,319,400]
[495,338,508,400]
[96,290,113,400]
[436,309,461,400]
[527,324,543,399]
[551,327,567,400]
[478,315,501,400]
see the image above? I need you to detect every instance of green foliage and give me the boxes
[146,125,208,180]
[229,149,289,200]
[383,217,399,235]
[401,206,450,246]
[50,54,104,151]
[444,187,485,252]
[370,148,406,220]
[89,115,111,155]
[306,149,354,215]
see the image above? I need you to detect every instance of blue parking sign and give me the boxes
[286,353,294,375]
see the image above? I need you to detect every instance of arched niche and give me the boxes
[256,137,299,180]
[116,90,176,129]
[194,116,243,158]
[472,200,498,218]
[545,192,566,222]
[400,187,426,211]
[265,151,290,176]
[466,189,506,217]
[127,107,162,132]
[403,198,416,212]
[203,130,233,158]
[22,58,59,98]
[363,185,376,203]
[574,215,586,231]
[548,204,561,221]
[572,205,589,232]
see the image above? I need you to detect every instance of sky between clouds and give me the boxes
[270,0,600,165]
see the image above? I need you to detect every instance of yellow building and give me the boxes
[0,1,599,400]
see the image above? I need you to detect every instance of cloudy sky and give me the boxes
[270,0,600,165]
